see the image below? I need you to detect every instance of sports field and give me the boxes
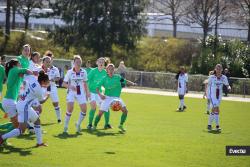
[0,88,250,167]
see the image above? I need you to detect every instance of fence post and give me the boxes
[140,72,143,87]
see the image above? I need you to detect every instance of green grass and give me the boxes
[0,88,250,167]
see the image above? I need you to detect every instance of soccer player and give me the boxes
[2,59,32,128]
[93,63,136,132]
[0,71,50,147]
[176,66,188,111]
[207,64,231,131]
[203,70,214,115]
[63,55,90,133]
[42,52,62,123]
[85,60,92,74]
[87,57,111,129]
[17,44,31,69]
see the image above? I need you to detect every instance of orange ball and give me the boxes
[111,100,122,111]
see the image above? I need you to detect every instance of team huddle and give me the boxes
[0,44,136,147]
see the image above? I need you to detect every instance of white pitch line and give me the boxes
[122,88,250,103]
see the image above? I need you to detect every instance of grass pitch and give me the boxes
[0,88,250,167]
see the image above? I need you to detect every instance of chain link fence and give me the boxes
[125,70,250,97]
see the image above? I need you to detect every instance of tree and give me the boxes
[11,0,17,29]
[154,0,186,38]
[49,0,147,57]
[185,0,228,46]
[5,0,11,41]
[16,0,44,31]
[231,0,250,42]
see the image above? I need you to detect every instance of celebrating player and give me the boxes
[0,71,50,147]
[63,55,90,133]
[93,63,136,132]
[176,66,188,111]
[207,64,231,131]
[87,57,111,129]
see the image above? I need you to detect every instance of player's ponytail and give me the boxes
[5,59,19,77]
[38,70,49,84]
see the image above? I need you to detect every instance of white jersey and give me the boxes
[208,74,229,101]
[18,75,45,105]
[64,68,88,95]
[29,60,42,73]
[177,73,188,94]
[47,66,60,87]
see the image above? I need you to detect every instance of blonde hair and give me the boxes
[106,63,115,69]
[73,55,82,62]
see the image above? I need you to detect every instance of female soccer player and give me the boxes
[42,52,61,123]
[203,70,214,115]
[176,66,188,111]
[207,64,231,131]
[63,55,90,133]
[2,59,32,128]
[87,57,111,129]
[17,44,31,69]
[0,71,50,147]
[93,63,136,132]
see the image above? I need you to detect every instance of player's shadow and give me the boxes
[207,130,222,134]
[41,122,56,127]
[82,129,124,137]
[54,132,82,139]
[17,133,36,140]
[0,144,32,156]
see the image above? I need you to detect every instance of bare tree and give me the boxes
[154,0,186,37]
[11,1,17,29]
[185,0,228,45]
[5,0,11,41]
[231,0,250,42]
[16,0,43,31]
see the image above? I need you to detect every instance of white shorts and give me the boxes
[17,100,39,123]
[66,91,87,105]
[178,88,186,95]
[2,98,17,118]
[100,96,126,112]
[49,86,59,103]
[210,96,222,108]
[89,93,103,106]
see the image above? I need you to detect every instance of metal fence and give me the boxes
[5,55,250,96]
[125,70,250,97]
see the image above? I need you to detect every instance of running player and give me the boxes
[87,57,111,129]
[0,71,50,147]
[93,63,136,132]
[207,64,231,131]
[63,55,90,133]
[176,66,188,111]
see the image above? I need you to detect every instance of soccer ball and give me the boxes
[110,100,122,111]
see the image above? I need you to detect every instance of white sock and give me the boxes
[55,106,61,120]
[180,99,184,108]
[64,112,72,129]
[2,128,21,140]
[77,112,86,126]
[214,112,219,126]
[34,124,42,144]
[208,112,215,125]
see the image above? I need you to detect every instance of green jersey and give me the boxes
[88,68,107,93]
[85,67,93,75]
[0,65,5,92]
[97,74,126,97]
[17,55,29,68]
[4,67,27,100]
